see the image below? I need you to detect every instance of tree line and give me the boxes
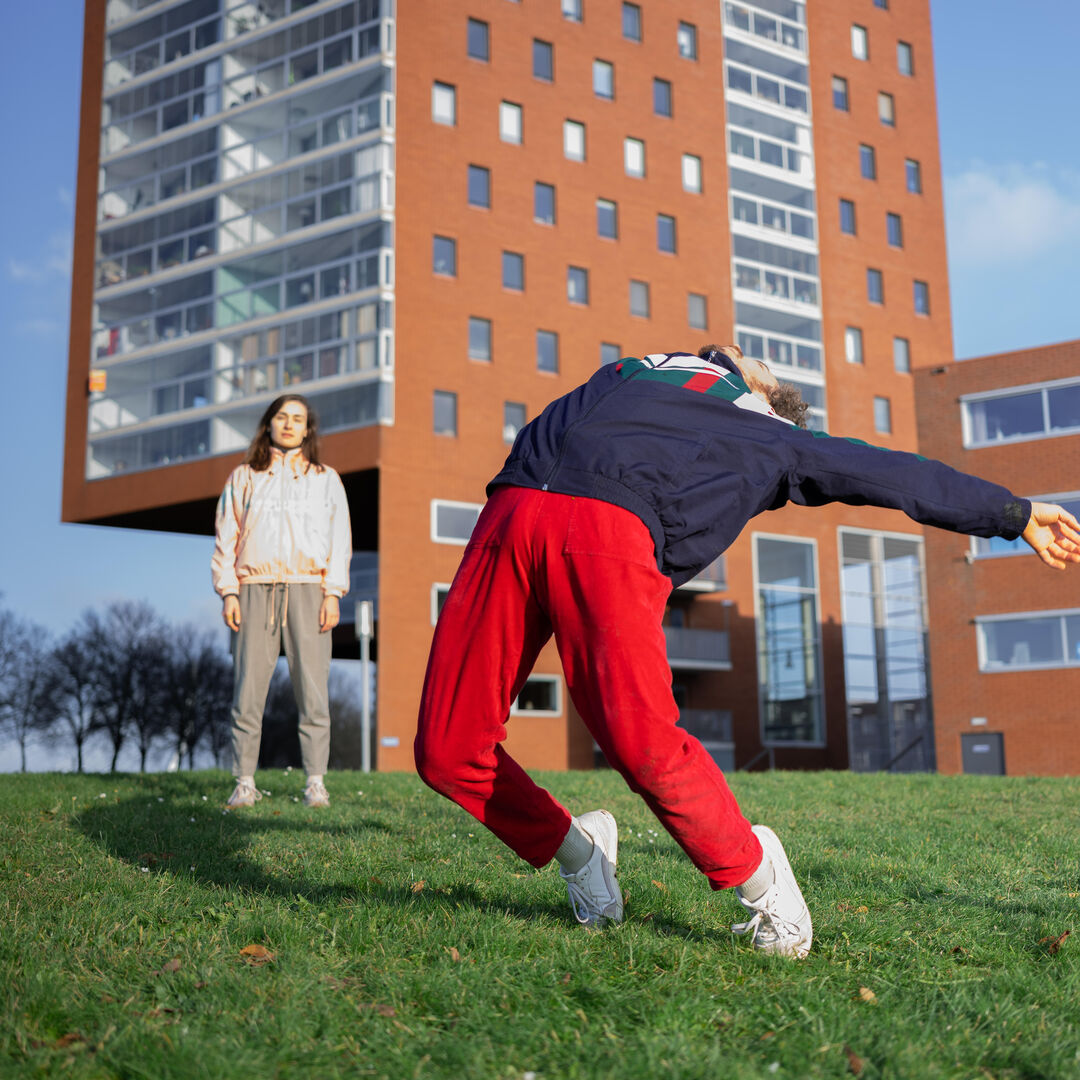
[0,598,370,773]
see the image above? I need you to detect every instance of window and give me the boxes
[886,212,903,247]
[597,197,618,238]
[867,268,884,304]
[977,611,1080,671]
[832,76,849,111]
[913,279,930,315]
[851,24,868,60]
[499,101,522,144]
[468,316,491,361]
[533,38,554,81]
[622,2,642,41]
[593,59,614,99]
[467,18,489,61]
[873,396,892,434]
[433,390,457,436]
[893,336,910,373]
[682,153,702,193]
[564,120,586,161]
[567,265,589,304]
[860,144,876,180]
[503,401,526,443]
[534,182,556,225]
[467,164,490,208]
[844,326,864,364]
[905,158,922,194]
[963,379,1080,446]
[873,0,888,7]
[537,329,559,373]
[678,21,698,60]
[600,342,621,366]
[839,198,856,235]
[562,0,582,22]
[878,91,895,127]
[431,583,450,626]
[755,536,823,744]
[432,499,482,544]
[657,213,676,253]
[433,235,456,276]
[897,41,913,76]
[624,137,645,178]
[510,675,563,716]
[432,82,456,125]
[654,77,672,117]
[630,279,650,318]
[688,292,707,330]
[502,251,524,291]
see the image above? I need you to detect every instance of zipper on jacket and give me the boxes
[539,359,650,490]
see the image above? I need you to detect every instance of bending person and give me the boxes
[212,394,352,809]
[414,345,1080,958]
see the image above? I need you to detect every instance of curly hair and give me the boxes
[767,383,810,429]
[244,394,324,472]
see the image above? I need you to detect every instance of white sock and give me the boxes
[238,775,255,788]
[555,819,595,875]
[737,853,774,901]
[307,774,323,786]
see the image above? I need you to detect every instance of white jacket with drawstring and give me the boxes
[211,446,352,600]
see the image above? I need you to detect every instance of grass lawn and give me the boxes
[1,769,1078,1079]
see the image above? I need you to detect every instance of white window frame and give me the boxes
[851,24,868,61]
[624,136,645,178]
[682,153,702,193]
[593,58,614,99]
[976,608,1080,673]
[844,326,863,364]
[752,532,826,748]
[432,82,456,125]
[561,0,583,23]
[893,336,910,373]
[499,101,522,144]
[430,583,451,626]
[873,395,892,434]
[878,91,895,126]
[564,119,586,161]
[431,499,483,544]
[510,674,564,717]
[688,292,707,331]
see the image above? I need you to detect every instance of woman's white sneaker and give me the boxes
[304,779,330,808]
[559,809,624,928]
[226,780,261,808]
[732,825,812,958]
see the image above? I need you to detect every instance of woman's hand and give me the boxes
[222,594,241,631]
[1022,502,1080,569]
[320,595,340,633]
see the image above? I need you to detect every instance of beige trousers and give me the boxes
[229,583,331,778]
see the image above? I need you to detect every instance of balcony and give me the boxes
[677,708,734,771]
[665,627,731,671]
[677,556,726,593]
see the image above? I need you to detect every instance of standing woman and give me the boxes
[212,394,352,808]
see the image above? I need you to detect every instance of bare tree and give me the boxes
[163,625,233,769]
[46,633,100,773]
[0,608,54,772]
[327,666,373,770]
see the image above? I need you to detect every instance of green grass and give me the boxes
[1,769,1078,1079]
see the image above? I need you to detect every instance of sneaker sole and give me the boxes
[751,825,812,958]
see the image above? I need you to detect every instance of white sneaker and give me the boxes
[732,825,812,958]
[559,809,624,929]
[304,779,330,808]
[226,780,261,808]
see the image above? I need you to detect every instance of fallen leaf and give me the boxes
[54,1033,87,1048]
[950,945,967,956]
[855,905,868,914]
[844,1045,864,1075]
[239,944,275,965]
[560,972,571,984]
[411,880,425,894]
[446,946,461,962]
[194,981,207,990]
[651,880,668,893]
[358,1002,396,1017]
[760,1031,774,1041]
[160,958,181,974]
[857,986,877,1004]
[1040,930,1071,955]
[640,912,655,922]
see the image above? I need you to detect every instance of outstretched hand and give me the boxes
[1022,501,1080,569]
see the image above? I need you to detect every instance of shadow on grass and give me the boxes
[70,785,572,926]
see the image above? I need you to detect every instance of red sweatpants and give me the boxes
[414,486,762,890]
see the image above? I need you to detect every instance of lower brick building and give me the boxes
[914,339,1080,776]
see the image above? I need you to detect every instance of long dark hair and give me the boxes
[244,393,324,472]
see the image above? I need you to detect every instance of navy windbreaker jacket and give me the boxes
[488,352,1030,587]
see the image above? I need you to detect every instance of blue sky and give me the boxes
[1,1,1078,644]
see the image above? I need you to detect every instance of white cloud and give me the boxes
[6,231,72,283]
[945,164,1080,267]
[58,186,74,210]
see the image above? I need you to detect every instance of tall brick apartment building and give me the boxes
[915,341,1080,776]
[65,0,953,772]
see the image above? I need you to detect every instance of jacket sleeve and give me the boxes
[211,467,248,597]
[783,428,1031,539]
[322,469,353,598]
